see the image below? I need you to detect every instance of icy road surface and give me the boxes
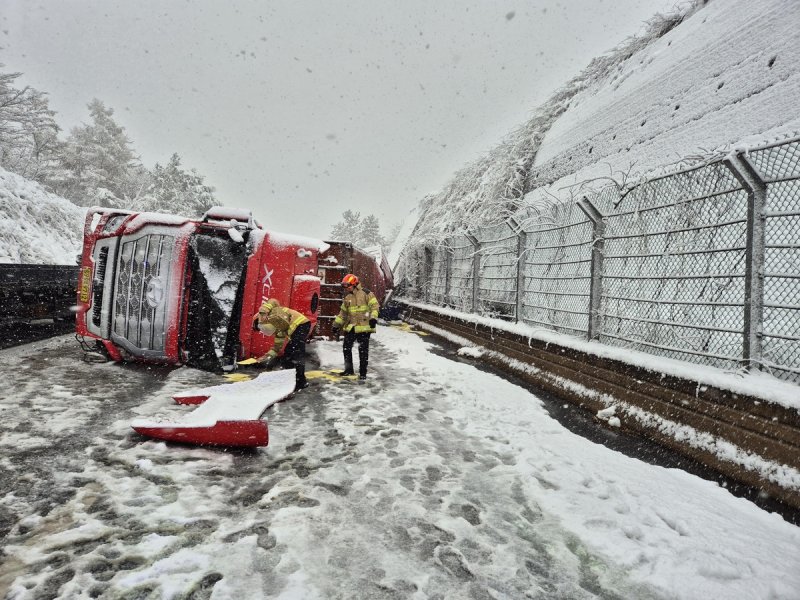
[1,325,798,599]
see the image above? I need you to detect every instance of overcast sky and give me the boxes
[2,0,678,240]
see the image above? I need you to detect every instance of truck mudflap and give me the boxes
[130,369,295,447]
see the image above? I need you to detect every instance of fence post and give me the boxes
[725,153,767,371]
[508,217,526,323]
[577,197,605,341]
[423,246,433,303]
[444,241,453,306]
[413,247,422,301]
[466,233,480,313]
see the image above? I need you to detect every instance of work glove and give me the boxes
[331,323,341,341]
[369,318,377,329]
[260,354,278,370]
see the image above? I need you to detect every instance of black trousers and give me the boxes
[280,321,310,388]
[342,330,371,377]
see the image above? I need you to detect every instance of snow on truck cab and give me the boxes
[76,206,325,372]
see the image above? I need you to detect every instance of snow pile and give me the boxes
[457,346,484,359]
[267,230,330,254]
[0,166,85,264]
[597,405,621,428]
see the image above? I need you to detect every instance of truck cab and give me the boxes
[76,206,323,371]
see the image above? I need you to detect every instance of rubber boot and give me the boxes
[340,356,355,376]
[358,338,369,380]
[295,364,308,390]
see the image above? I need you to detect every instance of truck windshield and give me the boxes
[184,230,248,371]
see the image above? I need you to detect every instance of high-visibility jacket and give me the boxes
[259,300,310,357]
[334,284,379,333]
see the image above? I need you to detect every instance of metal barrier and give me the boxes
[0,264,78,323]
[402,137,800,384]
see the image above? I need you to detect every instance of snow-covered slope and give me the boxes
[386,202,420,274]
[402,0,800,245]
[532,0,800,192]
[0,167,85,264]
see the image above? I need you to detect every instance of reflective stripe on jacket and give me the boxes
[333,284,379,333]
[261,306,310,357]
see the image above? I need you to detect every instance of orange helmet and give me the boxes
[341,273,359,287]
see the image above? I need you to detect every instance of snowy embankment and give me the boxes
[0,167,85,264]
[1,327,799,599]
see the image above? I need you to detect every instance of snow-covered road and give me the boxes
[1,325,798,599]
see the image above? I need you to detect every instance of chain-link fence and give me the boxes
[477,221,518,319]
[403,137,800,384]
[520,201,594,337]
[749,140,800,382]
[600,161,748,370]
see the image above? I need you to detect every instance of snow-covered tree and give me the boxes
[0,68,62,184]
[329,209,362,243]
[360,214,383,247]
[383,221,402,250]
[329,210,388,250]
[136,153,216,216]
[55,99,141,207]
[0,71,219,216]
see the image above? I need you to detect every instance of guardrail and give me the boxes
[0,264,78,323]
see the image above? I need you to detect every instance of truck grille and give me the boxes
[113,234,174,354]
[91,247,109,327]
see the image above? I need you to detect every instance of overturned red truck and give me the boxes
[75,206,392,372]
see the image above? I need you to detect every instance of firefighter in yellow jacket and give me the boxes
[331,273,380,380]
[252,298,310,390]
